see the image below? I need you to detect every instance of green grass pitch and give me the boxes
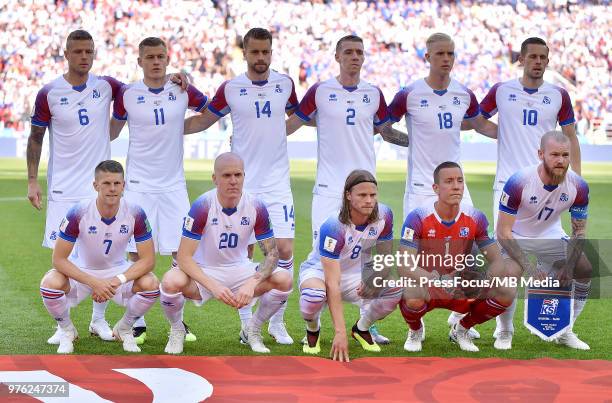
[0,158,610,359]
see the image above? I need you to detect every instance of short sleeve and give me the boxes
[182,195,210,240]
[101,76,124,100]
[374,87,389,126]
[132,205,153,243]
[464,87,480,119]
[388,89,409,122]
[187,85,208,112]
[254,199,274,241]
[318,218,346,259]
[378,204,394,240]
[400,210,423,249]
[286,76,299,111]
[58,204,83,242]
[480,82,501,119]
[569,177,589,220]
[112,85,129,120]
[499,172,525,215]
[557,87,575,126]
[295,83,319,122]
[31,86,51,127]
[207,81,230,117]
[473,210,495,249]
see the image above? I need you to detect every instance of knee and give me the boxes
[277,243,293,261]
[299,287,326,314]
[41,269,68,291]
[274,272,293,292]
[401,298,425,311]
[161,269,187,294]
[135,272,159,292]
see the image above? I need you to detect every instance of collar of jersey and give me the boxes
[342,85,358,92]
[433,204,462,227]
[543,184,558,192]
[523,86,539,94]
[251,80,268,86]
[101,216,116,225]
[222,207,238,216]
[354,224,367,232]
[148,86,165,94]
[432,89,448,96]
[72,83,87,92]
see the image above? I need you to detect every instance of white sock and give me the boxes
[495,297,517,334]
[239,304,253,329]
[91,300,109,322]
[160,287,186,331]
[269,257,294,325]
[572,280,591,325]
[357,288,402,331]
[40,287,72,330]
[122,290,159,327]
[250,289,291,330]
[134,316,146,328]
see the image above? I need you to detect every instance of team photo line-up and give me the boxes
[30,27,590,360]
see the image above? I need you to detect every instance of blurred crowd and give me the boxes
[1,0,609,139]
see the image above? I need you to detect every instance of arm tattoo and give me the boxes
[498,238,535,277]
[565,218,587,272]
[256,237,280,281]
[380,125,409,147]
[27,125,46,180]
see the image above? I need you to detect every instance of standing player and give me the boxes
[480,37,584,347]
[111,37,207,344]
[183,28,298,344]
[496,132,591,350]
[39,160,159,354]
[386,33,497,341]
[298,170,394,362]
[159,153,292,355]
[29,30,123,344]
[285,35,406,344]
[355,162,512,353]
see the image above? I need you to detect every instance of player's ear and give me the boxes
[538,148,545,161]
[432,183,439,195]
[137,56,143,68]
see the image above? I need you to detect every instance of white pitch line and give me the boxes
[0,196,40,202]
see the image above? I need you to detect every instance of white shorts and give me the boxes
[60,264,135,308]
[248,187,295,243]
[192,261,287,306]
[298,260,361,305]
[311,193,342,241]
[403,187,473,221]
[124,188,190,255]
[502,228,570,273]
[43,199,94,248]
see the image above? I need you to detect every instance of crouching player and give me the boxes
[299,170,394,362]
[40,160,159,354]
[355,162,514,353]
[160,153,292,354]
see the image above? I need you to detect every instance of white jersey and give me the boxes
[113,81,207,192]
[480,79,576,190]
[208,71,298,193]
[31,74,122,201]
[499,165,588,238]
[182,189,274,268]
[388,78,479,195]
[302,204,393,277]
[58,198,152,270]
[295,78,389,197]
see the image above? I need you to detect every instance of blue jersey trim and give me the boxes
[559,117,576,126]
[320,250,340,260]
[194,98,208,112]
[148,87,164,94]
[499,205,517,215]
[399,239,418,248]
[59,231,77,243]
[31,119,49,127]
[295,110,311,122]
[182,229,202,240]
[72,84,87,92]
[255,230,274,241]
[207,105,226,118]
[433,89,448,96]
[112,112,127,121]
[374,115,390,126]
[135,232,152,243]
